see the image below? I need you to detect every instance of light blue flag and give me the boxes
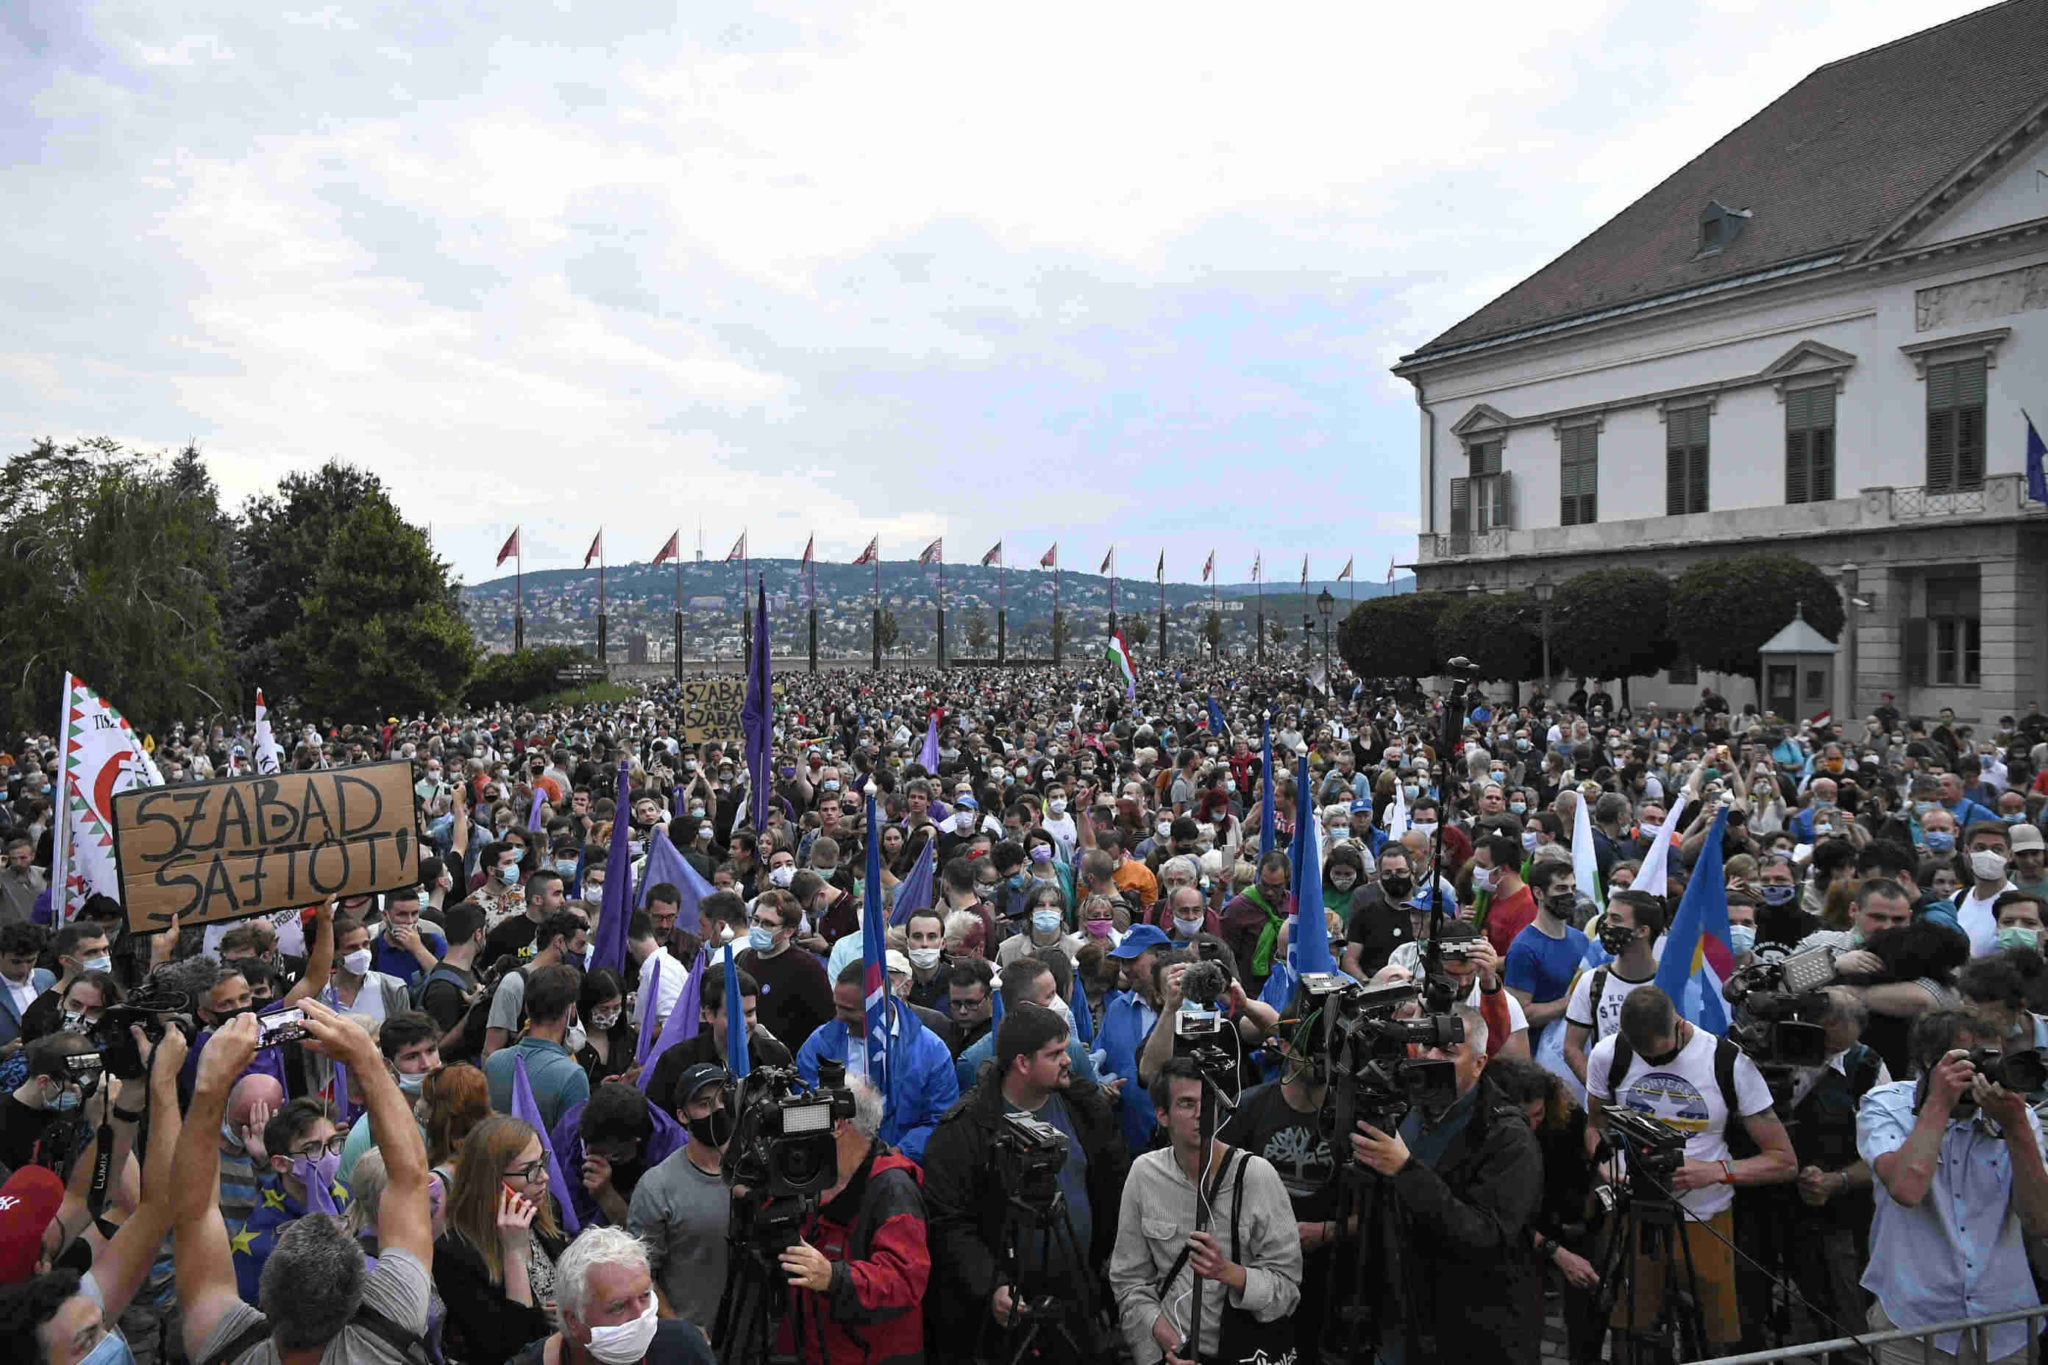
[1653,806,1735,1033]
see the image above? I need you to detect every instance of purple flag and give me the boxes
[918,713,939,772]
[510,1053,581,1233]
[635,954,663,1067]
[741,580,772,833]
[638,949,708,1093]
[589,763,633,976]
[330,1059,351,1127]
[526,788,545,832]
[634,828,712,937]
[887,839,935,927]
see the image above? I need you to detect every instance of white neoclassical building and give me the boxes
[1395,0,2048,723]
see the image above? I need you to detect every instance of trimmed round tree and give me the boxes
[1436,593,1542,687]
[1553,567,1679,709]
[1669,553,1844,682]
[1335,591,1453,680]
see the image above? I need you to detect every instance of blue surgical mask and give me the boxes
[1925,831,1956,851]
[1728,923,1757,956]
[1997,926,2039,952]
[398,1070,426,1095]
[78,1326,135,1365]
[80,955,112,975]
[49,1085,81,1112]
[748,925,777,953]
[221,1119,245,1151]
[1509,801,1527,816]
[1031,909,1064,935]
[555,859,578,879]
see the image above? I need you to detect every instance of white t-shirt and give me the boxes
[1957,881,2013,957]
[1564,959,1660,1042]
[1587,1024,1773,1221]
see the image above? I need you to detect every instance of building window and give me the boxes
[1449,439,1512,538]
[1924,575,1981,686]
[1560,424,1598,526]
[1925,358,1987,493]
[1785,385,1835,504]
[1666,405,1709,515]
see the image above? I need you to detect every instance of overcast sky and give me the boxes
[1,1,1989,587]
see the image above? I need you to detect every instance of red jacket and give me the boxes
[781,1146,929,1365]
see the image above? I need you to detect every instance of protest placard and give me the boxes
[111,760,420,932]
[677,678,782,744]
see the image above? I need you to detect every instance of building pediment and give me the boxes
[1757,339,1857,397]
[1450,403,1512,437]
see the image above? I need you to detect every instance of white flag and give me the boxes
[252,688,284,776]
[1385,776,1410,840]
[1571,783,1604,915]
[1633,793,1690,899]
[51,673,163,923]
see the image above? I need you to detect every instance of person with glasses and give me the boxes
[435,1113,571,1363]
[735,890,833,1054]
[227,1096,352,1302]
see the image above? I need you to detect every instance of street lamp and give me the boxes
[1533,578,1556,691]
[1316,588,1335,683]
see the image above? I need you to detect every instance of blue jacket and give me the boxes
[550,1093,688,1228]
[795,1010,958,1160]
[0,969,54,1047]
[1096,989,1161,1156]
[1944,797,1999,830]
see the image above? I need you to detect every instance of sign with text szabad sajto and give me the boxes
[111,761,420,933]
[676,678,782,745]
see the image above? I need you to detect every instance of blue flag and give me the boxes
[589,762,634,976]
[1259,713,1276,863]
[1068,973,1095,1047]
[888,839,936,927]
[634,954,662,1067]
[638,950,707,1093]
[741,580,773,834]
[861,791,891,1093]
[919,713,939,772]
[1207,697,1228,737]
[1653,806,1736,1033]
[510,1054,581,1233]
[724,946,751,1079]
[1291,750,1337,978]
[2027,410,2047,505]
[635,827,714,937]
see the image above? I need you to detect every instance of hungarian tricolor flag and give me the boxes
[801,535,814,567]
[652,531,679,565]
[496,528,520,566]
[853,537,878,566]
[1099,547,1114,574]
[1156,550,1164,582]
[1252,552,1262,582]
[1040,543,1058,569]
[1337,557,1354,582]
[583,531,603,569]
[725,532,747,562]
[1105,630,1136,699]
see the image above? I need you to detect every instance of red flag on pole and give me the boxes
[801,535,815,567]
[584,531,603,569]
[1099,546,1114,575]
[1337,557,1354,582]
[652,531,679,565]
[725,532,747,562]
[1040,543,1058,569]
[496,528,520,566]
[920,538,943,566]
[981,541,1002,567]
[1202,551,1214,582]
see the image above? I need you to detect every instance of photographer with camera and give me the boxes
[1857,1009,2048,1364]
[1346,1001,1545,1363]
[772,1073,931,1365]
[1108,1056,1301,1365]
[0,1033,100,1173]
[1135,943,1279,1098]
[1586,987,1795,1357]
[923,1001,1128,1360]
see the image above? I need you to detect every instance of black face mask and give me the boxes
[1641,1041,1684,1067]
[687,1106,736,1150]
[1380,875,1413,900]
[1598,923,1636,956]
[1545,893,1578,918]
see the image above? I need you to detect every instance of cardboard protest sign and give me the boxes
[111,760,420,932]
[677,679,782,744]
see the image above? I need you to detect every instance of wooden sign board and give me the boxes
[111,760,421,932]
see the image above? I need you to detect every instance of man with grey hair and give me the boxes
[773,1073,930,1363]
[508,1226,712,1364]
[172,999,432,1364]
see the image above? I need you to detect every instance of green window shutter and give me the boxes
[1812,425,1835,501]
[1958,361,1987,488]
[1905,618,1929,687]
[1497,470,1516,529]
[1786,427,1809,504]
[1449,477,1471,534]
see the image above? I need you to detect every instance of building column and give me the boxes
[1979,543,2034,721]
[1854,565,1903,721]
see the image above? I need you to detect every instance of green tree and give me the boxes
[230,462,391,698]
[1127,618,1150,654]
[1436,594,1542,686]
[1335,591,1453,680]
[291,498,477,719]
[877,609,901,659]
[1553,568,1679,708]
[0,439,236,736]
[1669,553,1844,682]
[1269,620,1287,651]
[1204,611,1223,658]
[964,608,990,653]
[1051,612,1071,658]
[467,645,598,707]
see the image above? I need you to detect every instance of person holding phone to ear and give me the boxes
[434,1113,572,1363]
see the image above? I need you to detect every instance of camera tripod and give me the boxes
[711,1192,827,1365]
[1318,1120,1427,1365]
[1592,1174,1708,1365]
[979,1187,1108,1365]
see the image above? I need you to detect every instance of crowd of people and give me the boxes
[0,660,2045,1364]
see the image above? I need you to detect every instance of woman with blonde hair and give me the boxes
[433,1113,571,1363]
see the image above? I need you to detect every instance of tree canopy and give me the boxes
[1554,567,1679,683]
[1669,553,1844,678]
[1335,591,1452,679]
[1436,594,1542,683]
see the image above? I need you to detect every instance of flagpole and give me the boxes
[1158,551,1166,663]
[516,529,525,652]
[673,546,682,679]
[50,672,71,924]
[741,531,750,662]
[599,536,607,667]
[1210,549,1217,659]
[938,549,947,668]
[1256,550,1264,664]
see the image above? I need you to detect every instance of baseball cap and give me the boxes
[2011,823,2045,853]
[671,1062,729,1108]
[1109,924,1170,959]
[885,949,911,977]
[0,1166,66,1284]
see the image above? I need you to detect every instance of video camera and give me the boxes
[91,988,196,1080]
[1171,955,1241,1096]
[722,1062,855,1203]
[1605,1106,1690,1202]
[1722,949,1835,1071]
[1298,974,1462,1139]
[991,1110,1069,1211]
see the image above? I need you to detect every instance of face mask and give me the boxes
[1330,871,1357,890]
[1173,914,1205,937]
[1224,780,1237,794]
[1048,994,1074,1026]
[1014,766,1030,780]
[954,811,974,832]
[1545,892,1577,918]
[397,1069,427,1095]
[1473,866,1498,892]
[508,847,526,866]
[1998,926,2040,952]
[1759,882,1798,906]
[1156,821,1173,840]
[1924,831,1955,851]
[1728,923,1757,956]
[1381,874,1413,900]
[592,1008,622,1032]
[2003,812,2025,824]
[76,953,112,977]
[768,865,796,888]
[1082,919,1112,939]
[1412,821,1437,838]
[1972,851,2009,882]
[77,1325,134,1365]
[908,946,943,970]
[555,859,579,880]
[1048,798,1067,816]
[686,1105,737,1151]
[342,948,373,977]
[1598,923,1636,956]
[583,1299,661,1364]
[220,1119,246,1151]
[1509,801,1527,816]
[291,1150,342,1197]
[1403,784,1420,802]
[748,925,779,954]
[1030,909,1064,936]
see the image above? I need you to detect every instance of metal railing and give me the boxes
[1691,1304,2046,1363]
[1892,484,1987,518]
[1431,528,1511,559]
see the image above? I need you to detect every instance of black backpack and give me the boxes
[1606,1026,1748,1152]
[447,966,523,1062]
